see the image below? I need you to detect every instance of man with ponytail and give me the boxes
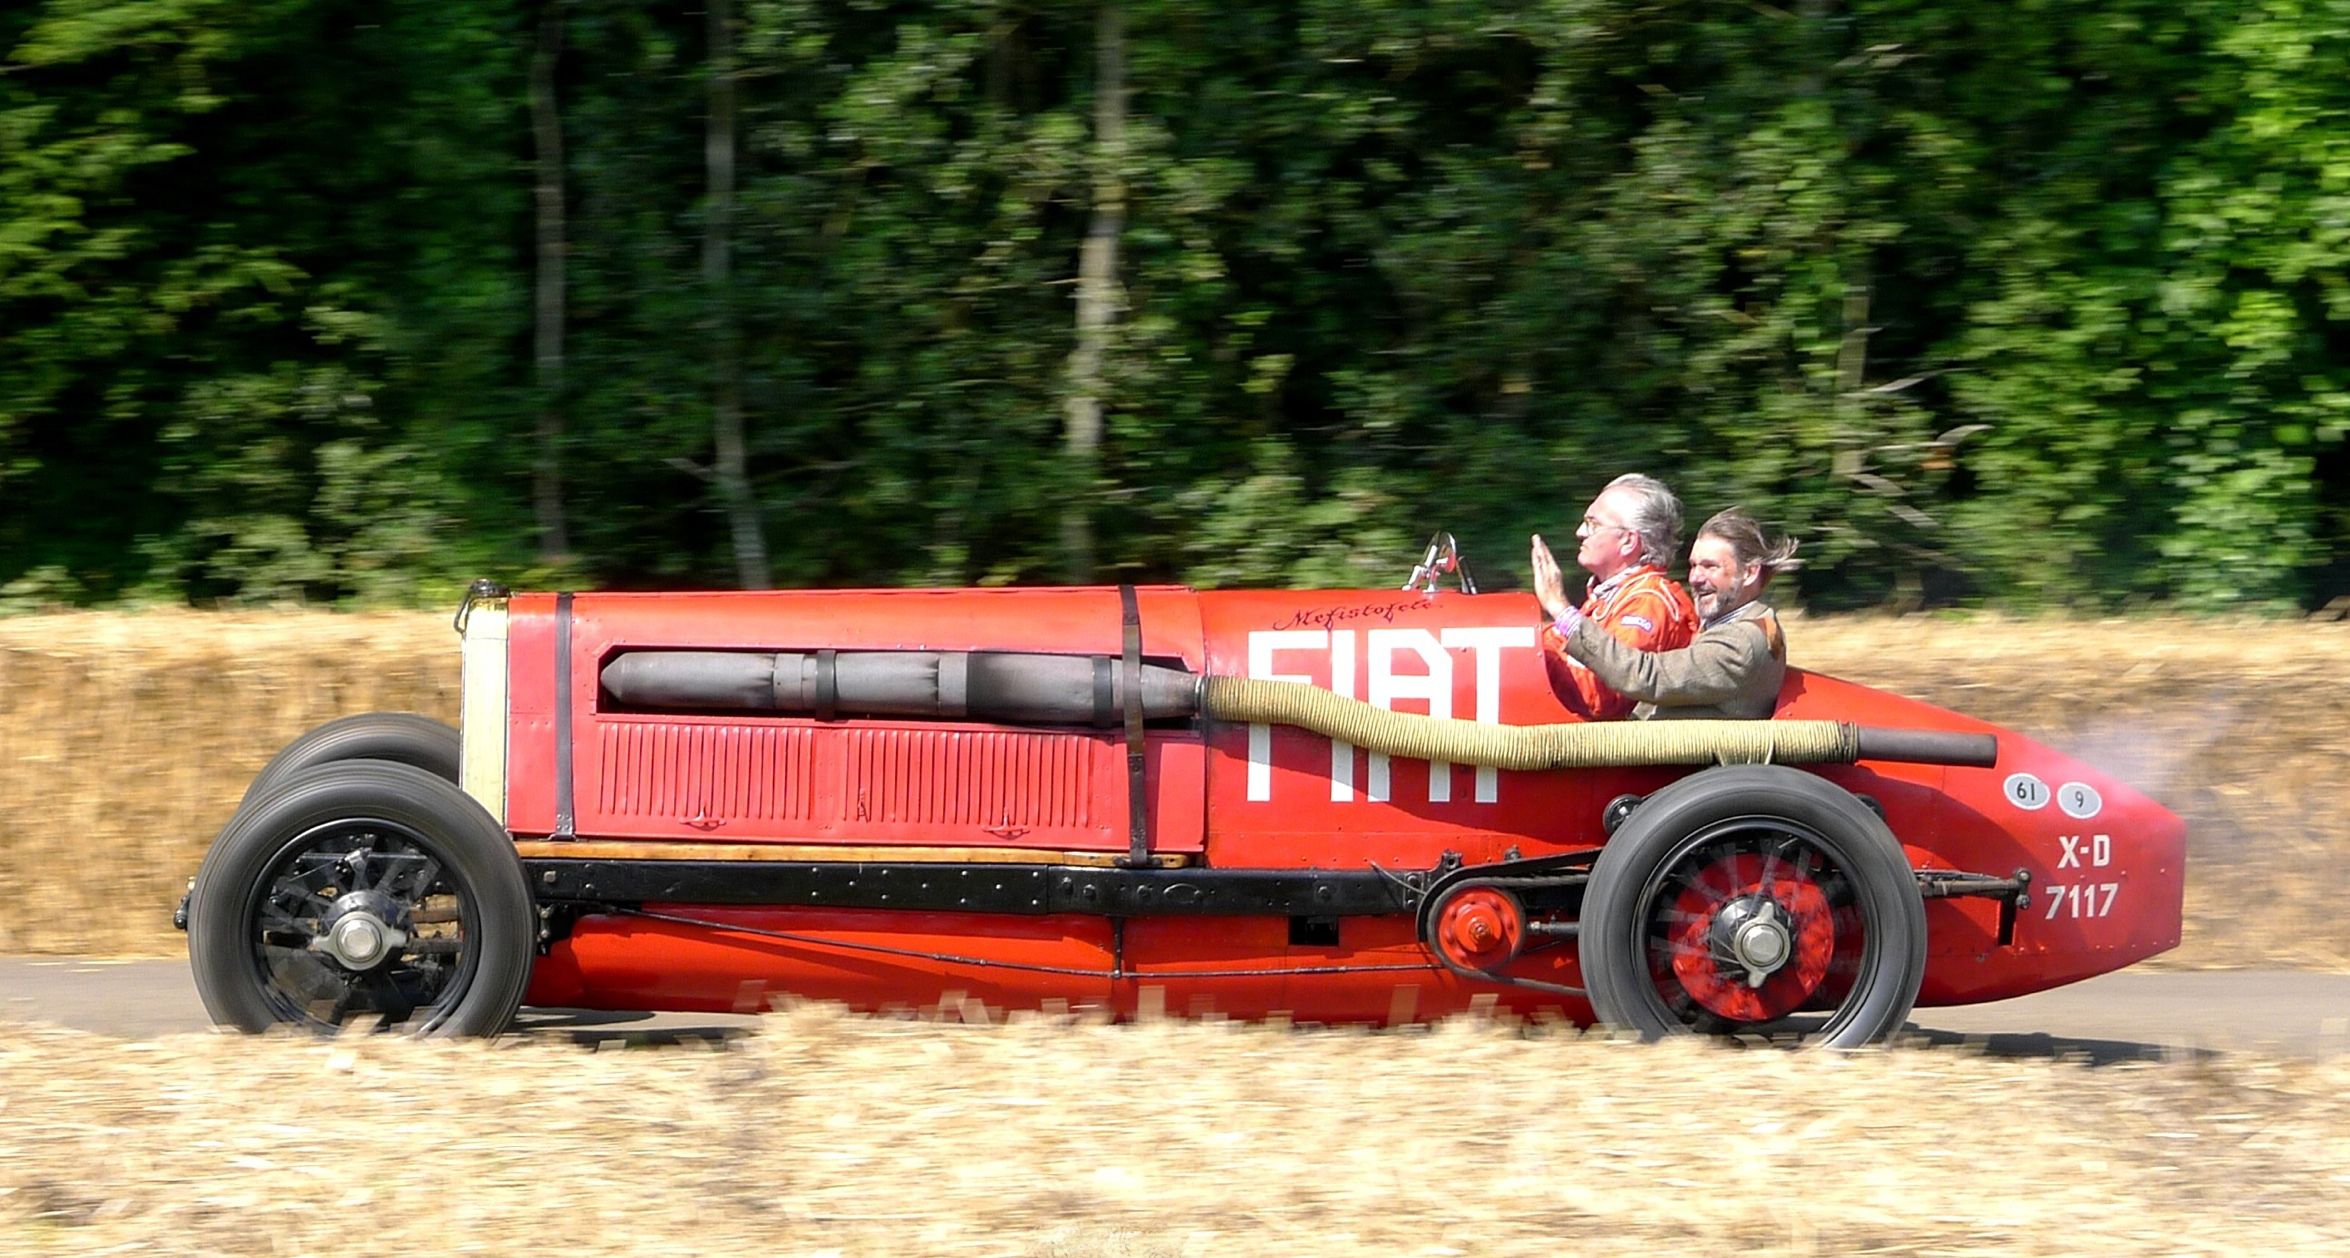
[1548,507,1800,720]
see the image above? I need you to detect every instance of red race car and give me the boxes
[180,546,2184,1047]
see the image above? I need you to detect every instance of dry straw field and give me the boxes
[3,1007,2349,1254]
[0,609,2346,966]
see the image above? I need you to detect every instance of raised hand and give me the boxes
[1530,533,1572,621]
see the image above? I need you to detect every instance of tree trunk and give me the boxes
[1060,2,1125,582]
[706,0,771,589]
[1837,266,1872,408]
[528,5,572,563]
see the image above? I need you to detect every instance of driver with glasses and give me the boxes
[1529,473,1699,720]
[1543,505,1802,721]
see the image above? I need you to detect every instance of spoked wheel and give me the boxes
[1582,766,1925,1048]
[243,822,475,1029]
[189,760,531,1036]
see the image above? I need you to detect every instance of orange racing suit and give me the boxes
[1539,562,1699,720]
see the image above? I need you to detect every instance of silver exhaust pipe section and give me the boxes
[600,650,1203,725]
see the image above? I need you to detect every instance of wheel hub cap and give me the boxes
[313,890,410,971]
[1728,900,1792,984]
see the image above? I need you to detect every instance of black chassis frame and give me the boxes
[521,849,1602,958]
[523,855,1498,919]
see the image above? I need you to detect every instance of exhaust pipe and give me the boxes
[601,650,1201,726]
[601,650,1997,769]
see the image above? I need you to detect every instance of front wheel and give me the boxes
[1580,765,1926,1048]
[187,760,532,1036]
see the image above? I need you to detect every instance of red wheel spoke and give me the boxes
[1652,938,1712,964]
[1693,852,1739,905]
[1758,848,1783,898]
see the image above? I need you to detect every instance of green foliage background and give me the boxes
[4,0,2346,609]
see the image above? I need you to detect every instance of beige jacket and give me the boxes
[1562,599,1786,720]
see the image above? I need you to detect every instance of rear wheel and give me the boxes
[1581,765,1925,1048]
[188,760,531,1036]
[240,713,461,810]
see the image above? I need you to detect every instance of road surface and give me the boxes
[4,958,2344,1059]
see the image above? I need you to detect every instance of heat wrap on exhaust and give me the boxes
[1200,674,1863,769]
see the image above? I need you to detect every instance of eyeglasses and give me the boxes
[1577,516,1630,538]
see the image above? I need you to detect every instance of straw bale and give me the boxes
[0,612,453,955]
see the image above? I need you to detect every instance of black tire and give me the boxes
[187,760,532,1036]
[1580,765,1926,1048]
[240,713,462,810]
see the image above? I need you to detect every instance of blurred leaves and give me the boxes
[2,0,2346,608]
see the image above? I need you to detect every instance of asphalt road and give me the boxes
[3,958,2345,1060]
